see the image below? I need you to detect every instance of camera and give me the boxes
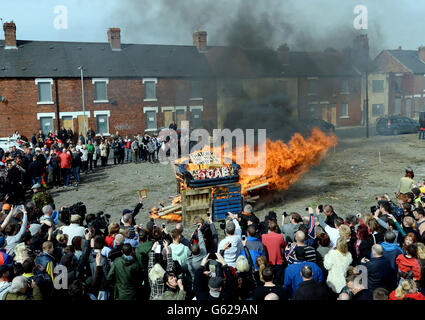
[282,211,288,218]
[370,206,378,214]
[219,220,226,230]
[305,208,309,211]
[209,253,217,260]
[242,235,246,241]
[162,223,166,229]
[318,205,324,213]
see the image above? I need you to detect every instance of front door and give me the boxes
[331,105,337,125]
[176,109,185,129]
[77,115,89,137]
[40,117,54,135]
[405,99,412,118]
[62,116,73,131]
[163,110,173,128]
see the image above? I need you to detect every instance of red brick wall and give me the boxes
[0,77,217,139]
[298,76,362,127]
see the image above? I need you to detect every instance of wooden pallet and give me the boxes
[212,183,242,221]
[182,187,212,226]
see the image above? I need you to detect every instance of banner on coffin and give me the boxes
[190,166,236,180]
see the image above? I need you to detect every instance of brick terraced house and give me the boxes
[0,22,217,138]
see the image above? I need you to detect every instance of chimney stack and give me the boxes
[3,21,17,49]
[107,28,121,51]
[353,34,369,54]
[193,31,207,52]
[277,44,289,65]
[419,46,425,62]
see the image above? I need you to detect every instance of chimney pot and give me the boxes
[398,45,402,50]
[107,28,121,51]
[418,46,425,63]
[277,44,289,65]
[3,21,17,49]
[193,31,207,52]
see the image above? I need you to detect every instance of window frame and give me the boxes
[35,78,54,105]
[143,107,159,131]
[340,103,349,118]
[341,79,349,94]
[308,78,318,95]
[94,110,110,136]
[143,78,158,102]
[92,78,109,103]
[372,80,384,93]
[190,80,203,100]
[372,104,385,117]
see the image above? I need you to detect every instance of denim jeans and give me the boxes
[31,176,42,186]
[61,168,71,186]
[72,166,80,184]
[125,148,132,162]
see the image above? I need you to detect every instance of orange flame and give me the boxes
[237,128,337,194]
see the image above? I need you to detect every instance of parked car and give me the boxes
[376,115,419,135]
[300,118,335,133]
[0,137,26,154]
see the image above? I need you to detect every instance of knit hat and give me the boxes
[2,203,10,211]
[208,276,223,298]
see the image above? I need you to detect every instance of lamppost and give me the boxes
[78,66,86,138]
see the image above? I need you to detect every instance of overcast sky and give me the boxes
[1,0,424,57]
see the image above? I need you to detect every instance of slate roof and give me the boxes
[0,40,211,78]
[387,50,425,74]
[0,38,363,79]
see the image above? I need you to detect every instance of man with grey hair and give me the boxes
[361,243,397,292]
[61,214,85,245]
[217,216,243,268]
[2,276,42,300]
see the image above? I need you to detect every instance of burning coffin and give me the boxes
[174,151,241,189]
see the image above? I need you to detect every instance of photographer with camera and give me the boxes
[193,252,235,301]
[191,215,218,254]
[314,206,343,248]
[2,275,42,300]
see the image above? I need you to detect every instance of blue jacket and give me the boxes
[284,261,323,297]
[35,252,55,281]
[240,236,265,270]
[381,242,405,272]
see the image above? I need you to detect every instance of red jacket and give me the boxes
[396,254,421,280]
[389,290,425,300]
[58,151,72,169]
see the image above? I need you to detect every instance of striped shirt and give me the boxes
[285,244,317,264]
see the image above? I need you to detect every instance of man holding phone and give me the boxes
[217,213,243,268]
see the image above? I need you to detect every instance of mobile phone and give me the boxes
[17,204,24,211]
[242,235,246,241]
[162,223,166,228]
[318,205,323,213]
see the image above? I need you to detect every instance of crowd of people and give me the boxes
[0,161,424,301]
[1,123,173,202]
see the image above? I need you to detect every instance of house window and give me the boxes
[143,78,157,101]
[372,80,384,93]
[395,76,402,93]
[96,115,109,134]
[146,111,157,130]
[341,79,349,93]
[341,103,349,118]
[395,97,402,114]
[372,104,385,117]
[92,79,108,102]
[35,79,53,104]
[414,97,421,112]
[308,79,318,94]
[191,81,202,99]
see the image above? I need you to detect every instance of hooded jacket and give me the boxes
[106,255,142,300]
[240,236,265,270]
[381,242,404,271]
